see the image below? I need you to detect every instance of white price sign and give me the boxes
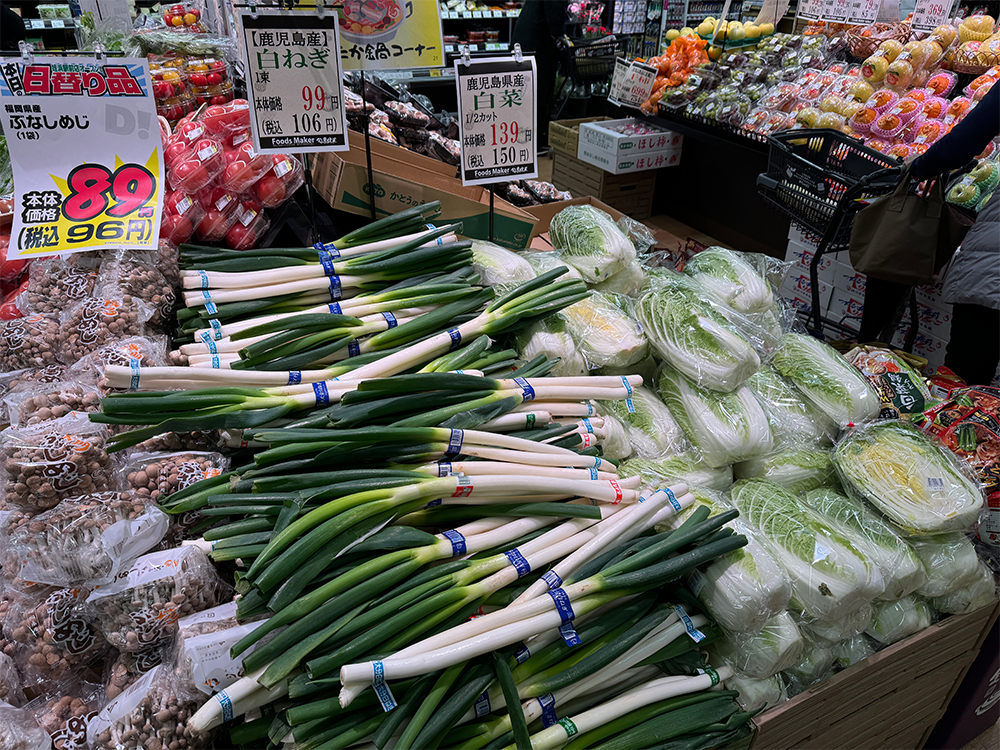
[911,0,955,31]
[609,58,658,109]
[0,56,163,259]
[797,0,824,20]
[822,0,851,22]
[846,0,882,24]
[239,9,349,154]
[455,56,537,186]
[51,19,65,28]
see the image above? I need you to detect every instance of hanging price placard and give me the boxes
[911,0,955,31]
[822,0,851,22]
[797,0,824,20]
[455,56,537,186]
[608,58,657,109]
[239,8,350,154]
[846,0,882,24]
[0,57,163,259]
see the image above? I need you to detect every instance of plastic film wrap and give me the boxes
[929,562,997,614]
[734,447,837,494]
[548,205,636,283]
[864,595,933,645]
[514,318,589,378]
[597,385,687,460]
[747,364,837,447]
[712,611,804,679]
[558,292,648,370]
[911,531,984,598]
[683,246,775,315]
[619,452,733,494]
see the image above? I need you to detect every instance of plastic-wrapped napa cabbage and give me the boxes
[515,318,589,377]
[771,333,881,426]
[636,270,761,392]
[796,602,874,646]
[597,385,686,459]
[929,562,997,615]
[801,487,926,601]
[520,250,584,281]
[471,241,536,290]
[712,611,804,679]
[864,595,933,645]
[683,246,775,315]
[594,411,632,461]
[728,674,787,712]
[833,634,876,669]
[910,532,984,598]
[747,365,837,447]
[730,479,885,621]
[833,421,984,536]
[548,205,636,283]
[783,639,837,692]
[591,260,648,297]
[658,364,773,468]
[734,447,837,494]
[619,453,733,494]
[558,292,648,370]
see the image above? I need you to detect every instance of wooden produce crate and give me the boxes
[750,601,1000,750]
[548,117,611,158]
[551,151,656,220]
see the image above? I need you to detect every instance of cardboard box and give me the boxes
[577,142,681,175]
[548,117,612,158]
[780,272,832,316]
[579,118,683,155]
[828,288,865,327]
[522,196,626,237]
[551,152,657,219]
[916,280,949,310]
[312,133,537,250]
[786,241,836,286]
[751,603,1000,750]
[916,301,953,338]
[833,264,867,296]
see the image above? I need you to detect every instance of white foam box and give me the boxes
[781,271,832,314]
[828,289,866,326]
[576,142,681,174]
[915,300,953,338]
[579,118,683,156]
[833,263,867,296]
[785,240,837,286]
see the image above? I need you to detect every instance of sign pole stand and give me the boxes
[359,70,377,221]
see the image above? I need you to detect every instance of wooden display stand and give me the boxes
[750,602,1000,750]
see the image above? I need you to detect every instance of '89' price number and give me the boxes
[62,162,157,243]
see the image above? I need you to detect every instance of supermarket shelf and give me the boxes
[23,18,79,29]
[377,68,456,82]
[646,108,767,153]
[441,9,519,19]
[445,42,510,53]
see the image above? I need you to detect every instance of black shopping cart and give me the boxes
[554,34,623,119]
[756,129,902,337]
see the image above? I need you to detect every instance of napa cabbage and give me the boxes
[619,453,733,494]
[730,479,885,620]
[597,385,686,459]
[747,365,836,447]
[515,318,589,377]
[729,674,787,712]
[712,611,804,679]
[833,635,876,669]
[929,563,997,614]
[471,241,537,289]
[657,364,773,468]
[637,270,760,392]
[734,448,837,494]
[558,292,648,370]
[520,250,584,281]
[801,487,926,601]
[796,603,874,646]
[864,595,933,645]
[684,246,775,314]
[771,333,880,426]
[548,205,636,282]
[833,421,984,535]
[911,532,985,598]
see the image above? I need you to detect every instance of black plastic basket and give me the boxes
[561,35,621,84]
[757,129,900,248]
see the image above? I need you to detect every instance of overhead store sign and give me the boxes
[338,0,445,70]
[0,56,163,259]
[239,9,350,154]
[455,56,538,186]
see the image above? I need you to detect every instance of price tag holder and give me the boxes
[29,19,44,29]
[0,56,164,259]
[845,0,881,24]
[455,55,537,186]
[239,8,349,154]
[608,58,657,109]
[473,10,484,17]
[50,19,65,28]
[822,0,851,22]
[911,0,955,31]
[797,0,824,20]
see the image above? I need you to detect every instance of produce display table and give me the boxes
[646,111,791,257]
[750,602,1000,750]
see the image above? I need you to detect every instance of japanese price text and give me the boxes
[455,58,538,186]
[0,58,163,258]
[240,10,349,153]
